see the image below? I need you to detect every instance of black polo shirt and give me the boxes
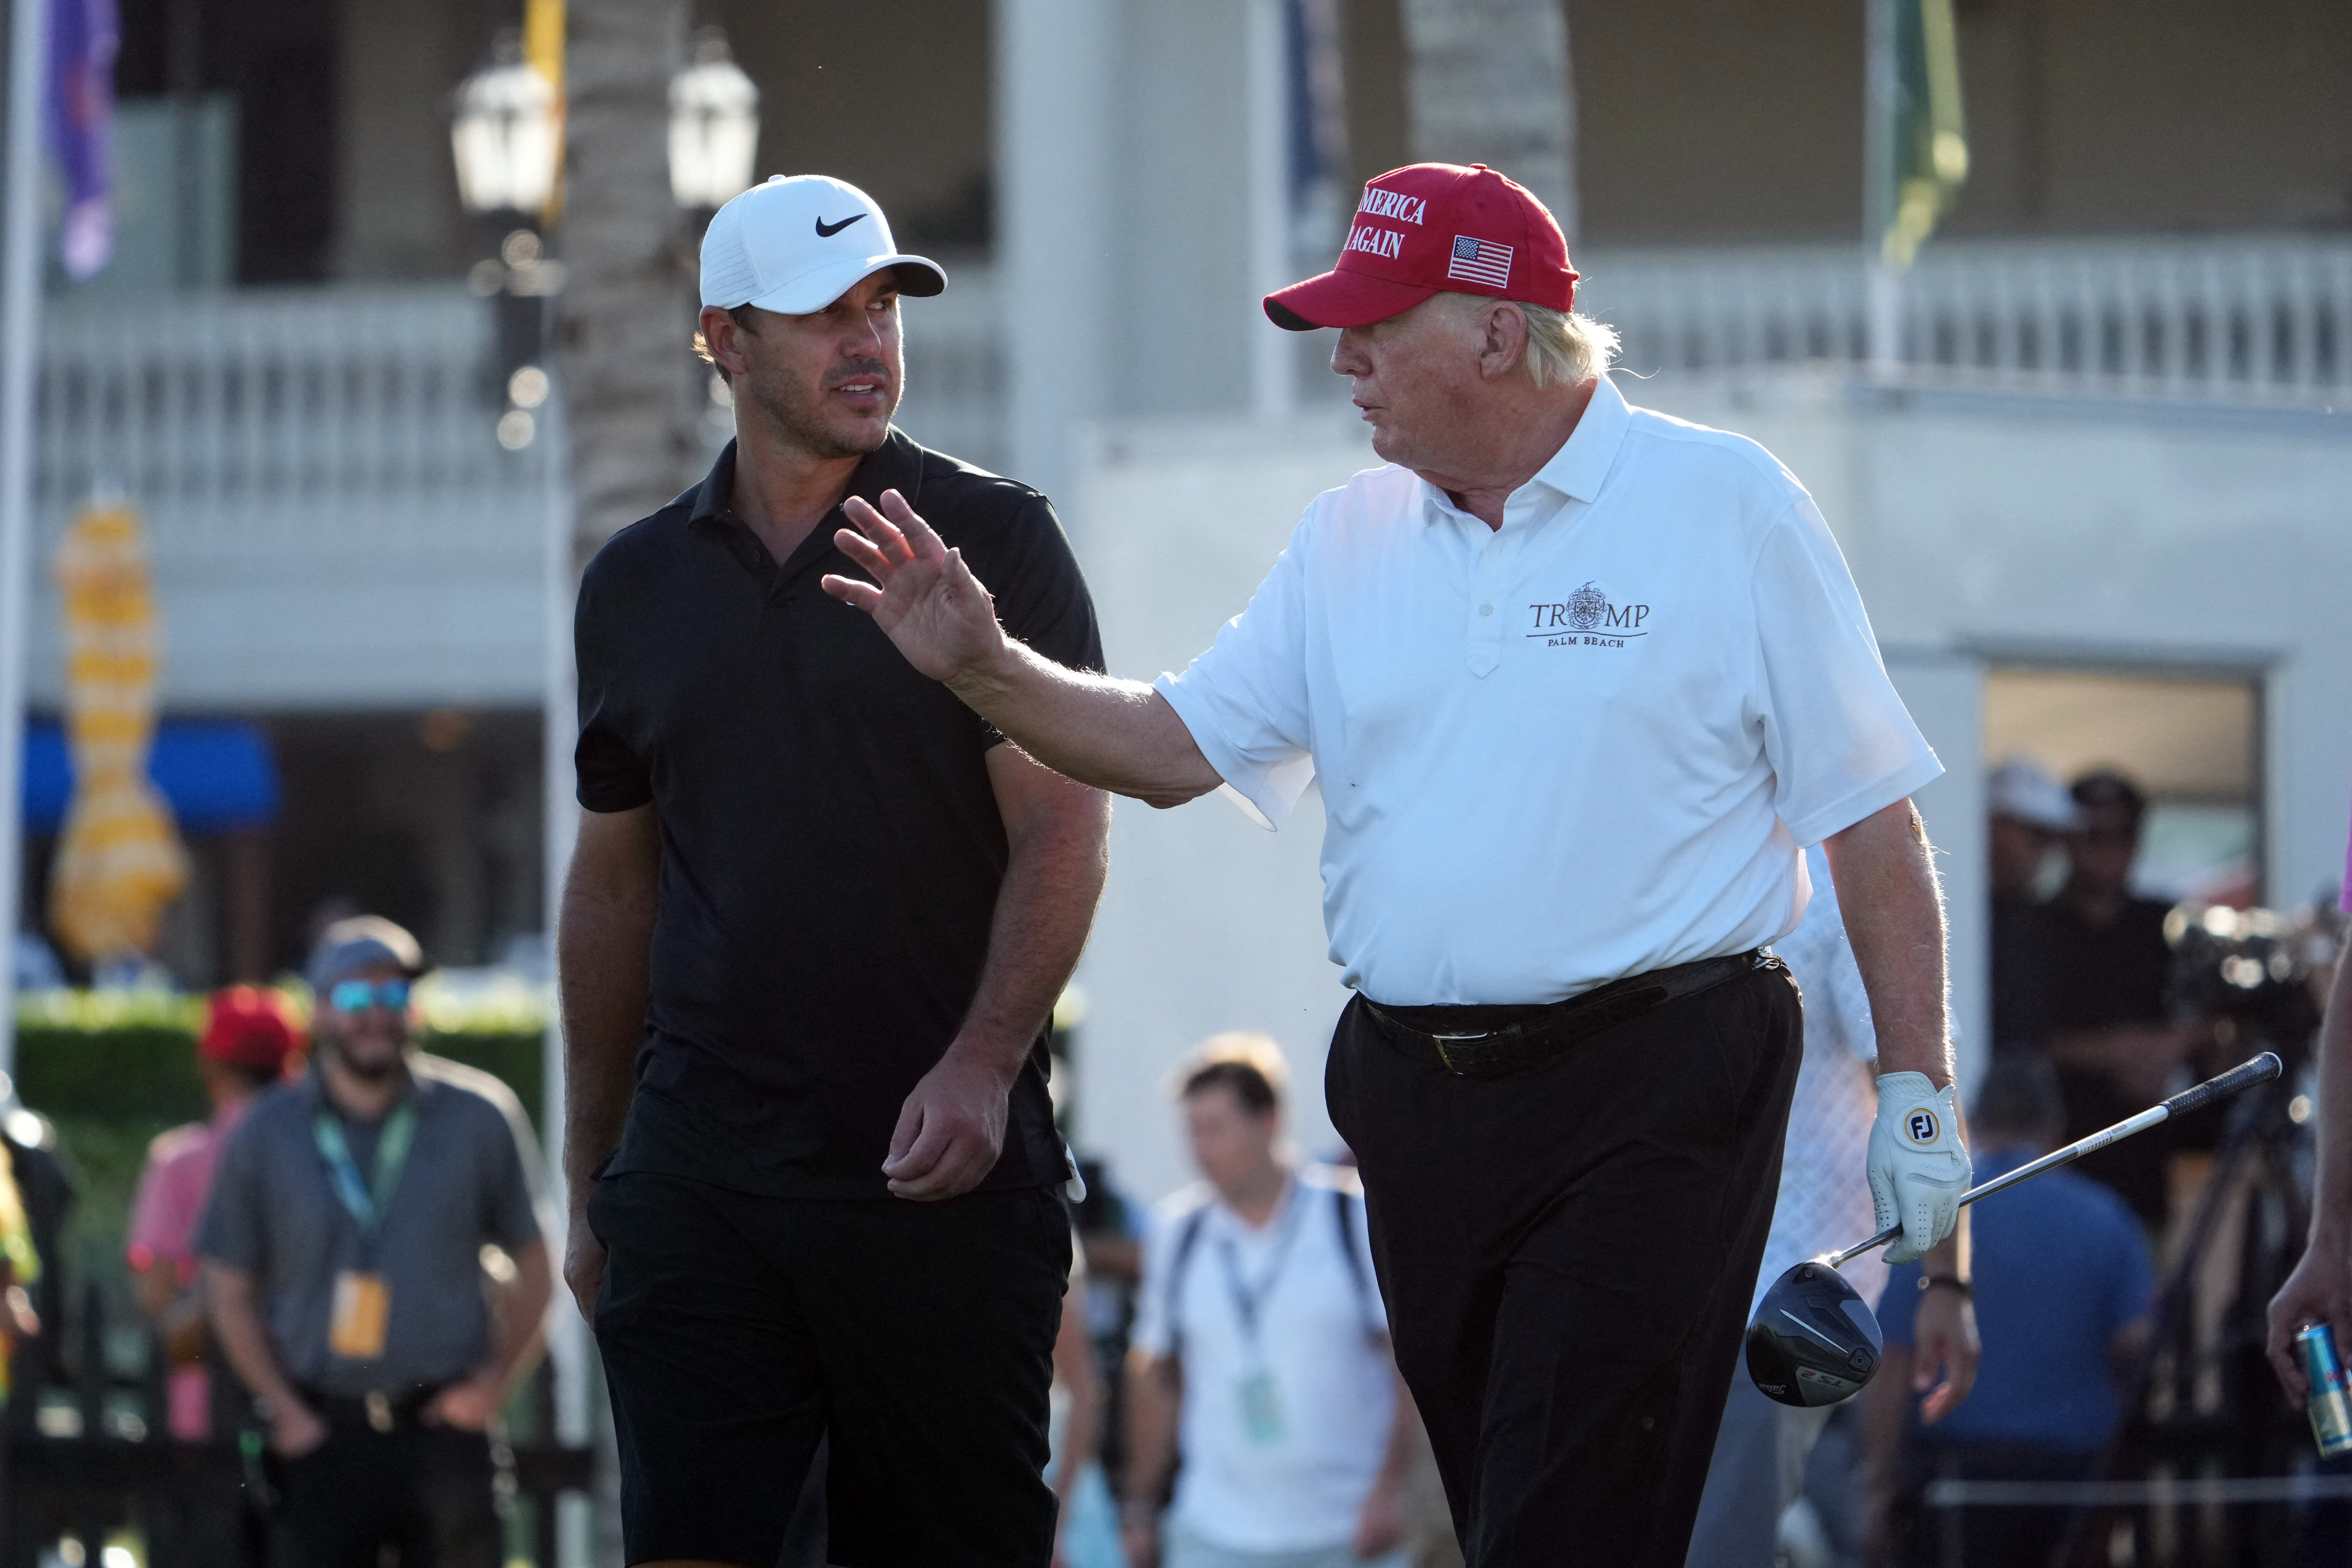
[573,430,1103,1198]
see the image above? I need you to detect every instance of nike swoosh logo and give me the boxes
[815,213,867,238]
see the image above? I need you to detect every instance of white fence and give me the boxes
[1580,232,2352,405]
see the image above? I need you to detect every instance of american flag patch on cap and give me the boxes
[1447,235,1513,291]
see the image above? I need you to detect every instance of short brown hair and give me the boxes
[692,304,761,384]
[1172,1032,1289,1114]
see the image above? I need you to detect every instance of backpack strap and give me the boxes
[1162,1203,1209,1363]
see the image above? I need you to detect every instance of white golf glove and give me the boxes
[1867,1072,1971,1265]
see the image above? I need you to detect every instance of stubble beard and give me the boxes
[742,361,901,461]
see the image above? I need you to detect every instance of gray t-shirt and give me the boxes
[195,1053,545,1397]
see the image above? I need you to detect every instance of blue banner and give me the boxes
[46,0,117,280]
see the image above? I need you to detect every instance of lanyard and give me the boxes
[1214,1181,1307,1352]
[312,1103,418,1239]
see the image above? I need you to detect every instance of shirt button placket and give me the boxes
[1468,537,1506,677]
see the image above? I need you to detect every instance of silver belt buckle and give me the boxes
[364,1390,394,1433]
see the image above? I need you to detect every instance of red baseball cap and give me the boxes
[200,986,305,1073]
[1264,162,1578,331]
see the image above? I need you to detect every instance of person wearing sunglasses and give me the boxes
[196,915,553,1568]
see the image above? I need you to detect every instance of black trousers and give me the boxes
[270,1424,500,1568]
[1326,965,1801,1568]
[589,1172,1070,1568]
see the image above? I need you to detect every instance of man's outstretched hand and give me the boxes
[823,491,1007,686]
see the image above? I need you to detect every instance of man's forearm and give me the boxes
[476,1242,555,1396]
[1826,799,1953,1085]
[956,767,1111,1077]
[1121,1354,1181,1510]
[204,1265,303,1413]
[950,642,1222,809]
[557,870,654,1201]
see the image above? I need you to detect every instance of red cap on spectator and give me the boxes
[1264,162,1578,332]
[200,986,304,1073]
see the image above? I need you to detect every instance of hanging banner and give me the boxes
[49,498,185,962]
[1874,0,1968,270]
[46,0,118,280]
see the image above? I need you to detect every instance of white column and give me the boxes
[995,0,1115,511]
[1244,0,1293,419]
[0,0,54,1081]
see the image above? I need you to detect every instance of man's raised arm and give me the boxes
[822,491,1224,808]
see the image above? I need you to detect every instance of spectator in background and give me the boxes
[1076,1154,1147,1496]
[1686,844,1976,1568]
[2041,771,2187,1228]
[1054,1256,1128,1568]
[131,987,306,1444]
[1985,758,2078,1054]
[198,916,553,1568]
[130,988,303,1568]
[2,1093,70,1431]
[1122,1036,1417,1568]
[1866,1054,2153,1568]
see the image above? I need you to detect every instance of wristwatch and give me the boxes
[1920,1274,1975,1299]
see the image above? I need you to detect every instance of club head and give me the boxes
[1745,1259,1884,1408]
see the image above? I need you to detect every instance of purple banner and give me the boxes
[46,0,118,280]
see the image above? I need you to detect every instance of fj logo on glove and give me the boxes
[1905,1109,1939,1144]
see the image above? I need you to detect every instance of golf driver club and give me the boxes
[1745,1050,2284,1408]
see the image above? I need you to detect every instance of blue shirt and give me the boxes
[1883,1143,2154,1452]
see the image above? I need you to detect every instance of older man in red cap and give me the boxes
[824,162,1967,1565]
[131,986,307,1443]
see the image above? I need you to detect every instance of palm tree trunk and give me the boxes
[559,0,698,563]
[1398,0,1578,241]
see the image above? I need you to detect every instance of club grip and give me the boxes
[2158,1052,2281,1119]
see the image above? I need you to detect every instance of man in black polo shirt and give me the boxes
[558,174,1110,1568]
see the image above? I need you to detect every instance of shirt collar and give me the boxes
[1211,1166,1300,1235]
[1416,371,1632,524]
[1533,371,1631,504]
[687,427,928,535]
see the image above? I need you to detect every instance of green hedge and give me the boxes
[12,989,548,1128]
[14,1026,548,1130]
[9,999,548,1295]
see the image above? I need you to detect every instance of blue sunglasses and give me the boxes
[329,978,410,1013]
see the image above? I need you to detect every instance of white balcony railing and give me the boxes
[1579,232,2352,405]
[35,284,549,561]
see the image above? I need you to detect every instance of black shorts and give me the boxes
[588,1171,1070,1567]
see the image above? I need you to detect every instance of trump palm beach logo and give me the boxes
[1527,581,1650,648]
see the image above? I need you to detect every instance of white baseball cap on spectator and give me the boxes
[698,173,946,315]
[1987,756,2082,831]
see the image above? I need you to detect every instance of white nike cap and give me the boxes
[699,173,946,315]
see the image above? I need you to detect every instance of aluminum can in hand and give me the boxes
[2297,1322,2352,1458]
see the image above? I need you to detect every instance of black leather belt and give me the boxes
[1363,950,1777,1080]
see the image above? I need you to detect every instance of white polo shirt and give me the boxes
[1130,1166,1393,1554]
[1155,373,1941,1006]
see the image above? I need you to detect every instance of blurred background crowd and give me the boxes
[0,0,2345,1564]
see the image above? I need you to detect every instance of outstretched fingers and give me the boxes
[818,571,883,611]
[877,488,949,560]
[840,493,914,560]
